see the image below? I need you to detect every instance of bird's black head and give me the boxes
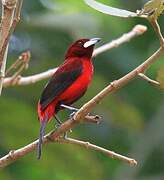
[65,38,101,59]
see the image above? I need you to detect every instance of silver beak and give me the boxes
[83,38,101,48]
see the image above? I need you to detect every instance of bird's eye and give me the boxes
[78,41,83,47]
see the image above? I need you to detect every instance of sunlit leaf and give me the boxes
[157,67,164,90]
[138,0,164,19]
[84,0,137,18]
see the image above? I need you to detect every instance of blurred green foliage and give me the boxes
[0,0,164,179]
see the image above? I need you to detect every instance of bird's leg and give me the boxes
[54,114,72,138]
[60,104,93,120]
[54,115,62,129]
[60,104,79,112]
[63,131,68,139]
[60,104,79,119]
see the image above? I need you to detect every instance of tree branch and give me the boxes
[4,68,57,87]
[3,24,147,87]
[0,44,163,168]
[74,47,164,120]
[149,19,164,47]
[138,73,160,87]
[57,137,137,166]
[5,51,31,85]
[0,0,17,95]
[93,24,147,57]
[0,127,137,168]
[0,0,23,64]
[0,0,23,94]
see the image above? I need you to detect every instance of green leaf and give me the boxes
[139,0,164,19]
[84,0,137,18]
[157,67,164,90]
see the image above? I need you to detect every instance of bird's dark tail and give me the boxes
[37,118,47,160]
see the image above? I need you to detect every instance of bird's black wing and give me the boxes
[39,59,82,111]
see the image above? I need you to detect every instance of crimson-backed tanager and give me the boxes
[37,38,100,159]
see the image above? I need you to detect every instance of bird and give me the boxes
[37,38,100,159]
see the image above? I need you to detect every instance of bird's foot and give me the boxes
[63,132,68,139]
[69,111,77,120]
[63,128,73,139]
[55,123,61,129]
[53,115,62,129]
[60,104,79,120]
[53,115,72,134]
[55,123,72,136]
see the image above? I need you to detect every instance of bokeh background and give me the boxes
[0,0,164,179]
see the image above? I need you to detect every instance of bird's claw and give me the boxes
[63,129,72,138]
[55,123,61,129]
[63,128,72,139]
[69,111,76,120]
[63,132,68,139]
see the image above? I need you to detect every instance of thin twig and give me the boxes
[93,24,147,57]
[0,0,17,59]
[0,0,17,95]
[0,0,23,95]
[0,0,23,64]
[5,57,22,76]
[6,50,31,76]
[3,24,147,87]
[1,0,23,56]
[58,137,137,166]
[138,73,160,87]
[5,51,30,85]
[149,19,164,47]
[14,0,23,20]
